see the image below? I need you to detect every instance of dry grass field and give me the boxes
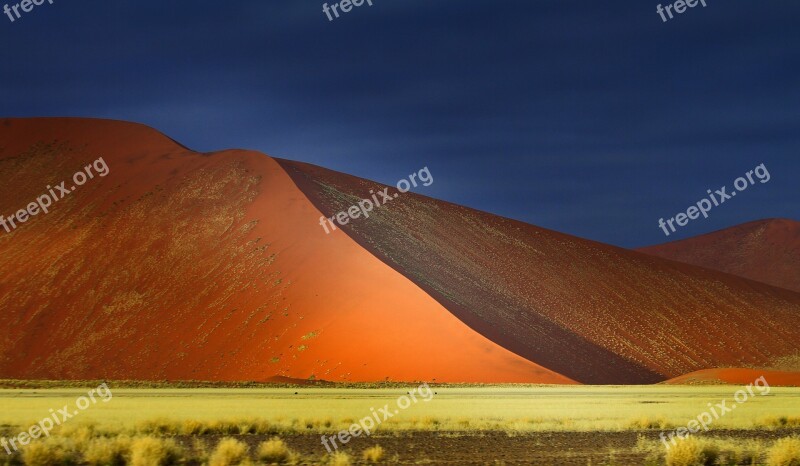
[0,384,799,465]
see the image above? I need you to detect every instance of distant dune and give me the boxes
[665,368,800,387]
[639,219,800,293]
[1,118,799,385]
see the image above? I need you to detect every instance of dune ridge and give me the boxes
[277,159,800,384]
[0,117,569,384]
[639,219,800,293]
[2,118,799,385]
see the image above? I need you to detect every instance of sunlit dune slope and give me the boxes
[639,219,800,293]
[277,160,800,384]
[0,118,570,383]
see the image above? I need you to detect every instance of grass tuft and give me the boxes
[328,451,352,466]
[20,437,79,466]
[129,436,182,466]
[766,437,800,466]
[629,416,669,430]
[362,445,385,463]
[256,437,297,464]
[208,437,251,466]
[664,438,718,466]
[83,435,131,466]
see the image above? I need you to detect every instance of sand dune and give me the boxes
[666,368,800,387]
[0,118,569,384]
[1,118,798,385]
[277,160,800,384]
[639,219,800,293]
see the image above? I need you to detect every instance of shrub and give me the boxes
[665,439,701,466]
[181,419,208,436]
[328,451,352,466]
[256,437,294,464]
[252,420,280,436]
[83,436,132,466]
[767,437,800,466]
[665,438,718,466]
[362,445,385,463]
[134,419,178,436]
[208,438,250,466]
[629,416,668,429]
[60,424,96,450]
[128,436,182,466]
[20,437,79,466]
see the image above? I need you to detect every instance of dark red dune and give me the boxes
[1,117,799,385]
[639,219,800,293]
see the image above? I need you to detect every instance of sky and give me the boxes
[1,0,798,248]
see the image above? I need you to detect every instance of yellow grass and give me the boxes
[327,451,352,466]
[208,437,250,466]
[0,385,797,465]
[766,436,800,466]
[664,437,719,466]
[0,385,796,435]
[361,445,385,463]
[256,437,297,464]
[19,437,78,466]
[83,435,131,466]
[129,436,182,466]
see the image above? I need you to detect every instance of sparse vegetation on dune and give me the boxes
[770,354,800,372]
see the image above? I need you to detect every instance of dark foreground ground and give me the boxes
[184,429,800,465]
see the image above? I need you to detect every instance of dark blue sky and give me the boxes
[1,0,798,247]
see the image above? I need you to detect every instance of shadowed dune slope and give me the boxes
[0,118,571,383]
[277,159,800,384]
[639,219,800,293]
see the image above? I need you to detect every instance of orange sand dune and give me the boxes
[666,369,800,387]
[3,117,799,385]
[277,160,800,384]
[639,219,800,293]
[0,117,570,383]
